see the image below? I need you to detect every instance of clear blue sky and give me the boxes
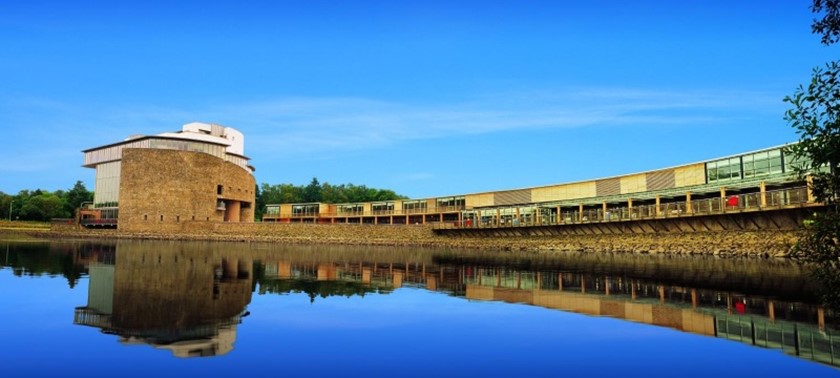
[0,1,834,198]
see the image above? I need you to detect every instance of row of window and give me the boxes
[706,148,798,183]
[85,137,249,173]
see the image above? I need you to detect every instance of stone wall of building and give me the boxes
[118,149,256,233]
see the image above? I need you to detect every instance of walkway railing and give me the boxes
[434,186,815,230]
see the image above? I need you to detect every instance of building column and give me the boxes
[691,289,698,309]
[655,196,661,217]
[515,208,520,225]
[279,261,292,279]
[581,276,586,294]
[720,187,727,212]
[605,276,610,296]
[362,268,371,284]
[602,201,607,221]
[807,175,815,203]
[686,192,692,214]
[556,206,561,224]
[759,181,767,207]
[658,285,665,304]
[578,204,584,222]
[726,293,732,314]
[496,209,501,226]
[225,201,241,222]
[819,306,826,331]
[768,300,775,322]
[223,258,238,280]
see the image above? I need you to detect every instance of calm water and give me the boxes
[1,239,839,376]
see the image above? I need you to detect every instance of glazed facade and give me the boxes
[263,144,817,226]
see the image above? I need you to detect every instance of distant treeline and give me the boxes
[256,178,407,218]
[2,178,402,221]
[1,181,93,222]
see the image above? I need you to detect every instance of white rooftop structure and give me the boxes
[157,122,246,156]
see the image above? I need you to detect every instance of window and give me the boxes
[707,157,742,183]
[371,202,394,214]
[403,200,427,214]
[338,204,364,216]
[217,185,223,195]
[292,204,320,216]
[436,196,465,211]
[743,149,783,179]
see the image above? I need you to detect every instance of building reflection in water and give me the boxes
[40,241,838,365]
[253,250,840,368]
[73,243,252,358]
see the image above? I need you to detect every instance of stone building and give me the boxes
[81,122,256,231]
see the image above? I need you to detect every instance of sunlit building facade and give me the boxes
[82,122,256,231]
[264,144,816,226]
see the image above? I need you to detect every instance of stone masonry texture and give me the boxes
[118,148,255,233]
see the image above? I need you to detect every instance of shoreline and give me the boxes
[14,223,801,258]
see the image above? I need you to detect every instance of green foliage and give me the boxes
[19,193,67,221]
[64,181,93,215]
[257,279,392,303]
[255,177,407,218]
[784,61,840,206]
[1,181,93,221]
[786,0,840,310]
[813,0,840,45]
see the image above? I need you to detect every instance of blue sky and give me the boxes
[0,1,834,198]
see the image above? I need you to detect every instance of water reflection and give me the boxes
[1,240,839,367]
[65,242,251,358]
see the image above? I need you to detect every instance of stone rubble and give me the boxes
[38,222,800,257]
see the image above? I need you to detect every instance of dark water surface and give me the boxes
[1,239,839,376]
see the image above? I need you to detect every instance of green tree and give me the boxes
[303,177,322,202]
[0,192,11,221]
[19,192,68,221]
[256,179,406,206]
[63,180,93,215]
[785,0,840,308]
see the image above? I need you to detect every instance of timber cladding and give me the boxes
[494,189,531,206]
[645,170,676,191]
[118,148,256,232]
[595,178,621,197]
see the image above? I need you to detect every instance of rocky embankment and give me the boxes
[37,222,800,257]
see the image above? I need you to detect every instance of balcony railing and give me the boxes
[435,186,816,230]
